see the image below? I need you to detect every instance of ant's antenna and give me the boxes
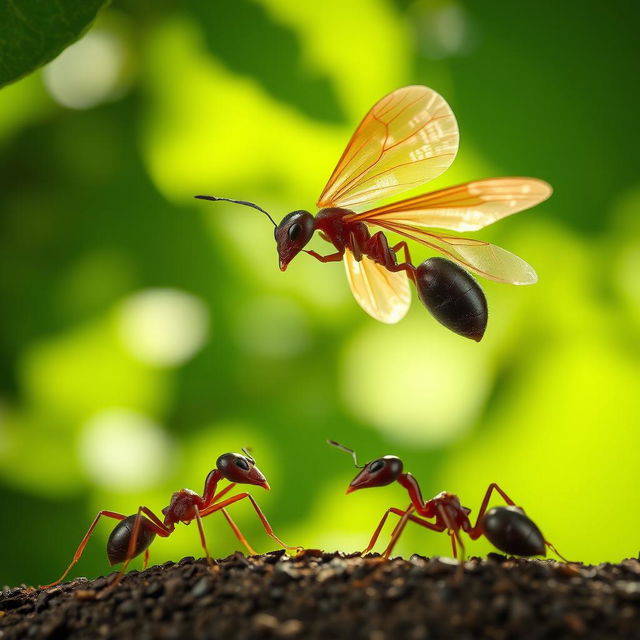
[194,195,277,228]
[327,440,364,468]
[242,447,255,464]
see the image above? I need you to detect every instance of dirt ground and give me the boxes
[1,551,639,640]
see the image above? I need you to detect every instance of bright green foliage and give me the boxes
[0,0,107,88]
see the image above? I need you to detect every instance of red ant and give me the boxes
[328,441,566,562]
[41,450,296,591]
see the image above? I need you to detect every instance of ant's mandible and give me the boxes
[328,441,567,562]
[41,450,296,591]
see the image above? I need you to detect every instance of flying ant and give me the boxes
[41,450,296,591]
[328,440,566,562]
[196,85,551,341]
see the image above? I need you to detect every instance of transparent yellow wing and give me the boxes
[372,222,537,285]
[318,86,459,209]
[347,178,552,232]
[343,249,411,323]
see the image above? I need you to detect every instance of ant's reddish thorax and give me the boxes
[315,207,370,251]
[428,492,472,530]
[162,489,203,526]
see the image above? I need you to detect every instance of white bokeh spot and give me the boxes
[79,409,176,491]
[341,318,491,446]
[413,2,476,59]
[118,288,210,366]
[234,295,310,358]
[44,30,126,110]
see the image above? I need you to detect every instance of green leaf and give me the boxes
[0,0,108,89]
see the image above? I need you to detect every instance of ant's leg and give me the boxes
[116,508,147,578]
[381,504,415,559]
[220,508,258,555]
[210,483,236,506]
[391,241,412,265]
[193,506,216,568]
[468,483,517,538]
[545,540,570,562]
[304,231,345,263]
[369,233,417,281]
[454,530,466,561]
[361,505,411,555]
[436,504,466,581]
[304,249,344,263]
[123,506,172,562]
[450,531,458,558]
[202,481,237,511]
[105,507,171,593]
[377,509,446,559]
[202,493,298,550]
[40,510,127,588]
[139,506,173,532]
[205,481,257,554]
[390,504,414,537]
[348,232,363,261]
[383,511,446,558]
[468,485,567,560]
[390,241,417,281]
[142,549,150,570]
[436,504,466,562]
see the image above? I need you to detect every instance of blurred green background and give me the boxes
[1,0,639,586]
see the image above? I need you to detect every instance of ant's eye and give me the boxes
[288,222,302,241]
[235,457,250,471]
[369,460,384,473]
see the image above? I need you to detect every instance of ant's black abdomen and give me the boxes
[107,515,156,566]
[415,257,488,341]
[482,506,546,557]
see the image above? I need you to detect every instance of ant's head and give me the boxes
[193,196,314,272]
[327,440,403,494]
[216,449,270,490]
[347,456,404,493]
[275,210,315,271]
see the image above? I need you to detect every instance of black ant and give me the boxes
[41,450,296,591]
[328,440,567,562]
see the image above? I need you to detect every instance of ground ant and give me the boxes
[328,441,566,562]
[41,450,296,592]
